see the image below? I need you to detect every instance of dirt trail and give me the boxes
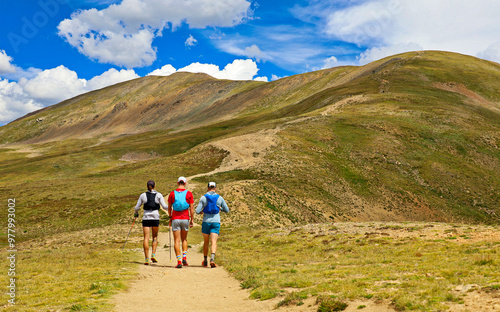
[188,128,279,181]
[112,232,303,311]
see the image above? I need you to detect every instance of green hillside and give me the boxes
[0,50,499,310]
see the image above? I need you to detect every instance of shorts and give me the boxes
[172,219,189,232]
[202,222,220,235]
[142,219,160,227]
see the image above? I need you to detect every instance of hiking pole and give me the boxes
[122,217,137,250]
[169,224,172,262]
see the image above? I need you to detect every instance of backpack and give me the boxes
[144,192,160,211]
[203,193,220,214]
[172,190,190,211]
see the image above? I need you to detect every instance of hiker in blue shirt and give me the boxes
[195,181,229,268]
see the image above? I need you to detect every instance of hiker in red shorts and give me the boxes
[168,177,194,268]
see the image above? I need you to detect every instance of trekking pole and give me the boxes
[122,217,137,250]
[169,224,172,262]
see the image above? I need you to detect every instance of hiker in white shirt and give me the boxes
[134,180,169,265]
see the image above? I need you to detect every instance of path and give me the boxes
[113,232,280,312]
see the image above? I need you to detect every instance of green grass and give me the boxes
[1,245,136,311]
[219,223,500,311]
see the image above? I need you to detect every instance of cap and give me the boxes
[178,176,187,184]
[208,182,216,188]
[147,180,155,188]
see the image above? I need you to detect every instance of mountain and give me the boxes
[1,51,499,239]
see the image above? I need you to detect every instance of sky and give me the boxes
[1,0,500,125]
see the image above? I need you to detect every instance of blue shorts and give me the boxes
[201,222,220,235]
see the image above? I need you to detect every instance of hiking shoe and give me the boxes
[151,256,158,263]
[210,261,217,268]
[175,263,183,269]
[182,259,189,266]
[202,260,208,267]
[144,259,149,265]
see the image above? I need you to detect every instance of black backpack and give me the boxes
[144,192,160,211]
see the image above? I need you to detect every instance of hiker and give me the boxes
[134,180,169,265]
[167,177,194,268]
[196,182,229,268]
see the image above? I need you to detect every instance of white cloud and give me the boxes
[0,79,43,123]
[271,74,282,81]
[478,42,500,64]
[148,64,177,76]
[322,0,500,63]
[0,64,138,124]
[148,59,261,81]
[322,56,338,69]
[217,41,271,61]
[20,66,87,104]
[57,0,252,67]
[179,59,259,80]
[185,35,198,47]
[253,76,268,82]
[86,68,139,90]
[357,42,422,65]
[0,50,16,75]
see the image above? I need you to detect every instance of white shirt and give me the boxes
[134,190,168,220]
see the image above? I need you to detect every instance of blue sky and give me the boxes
[1,0,500,125]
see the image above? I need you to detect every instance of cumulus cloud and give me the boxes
[148,64,177,76]
[0,79,44,123]
[148,59,261,81]
[321,0,500,63]
[185,35,198,47]
[0,65,138,123]
[86,68,139,90]
[0,50,16,75]
[253,76,268,82]
[322,56,338,69]
[20,66,87,104]
[57,0,252,67]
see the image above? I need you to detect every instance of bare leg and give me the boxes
[210,233,219,254]
[143,226,150,259]
[181,230,189,253]
[151,226,159,256]
[203,233,210,257]
[173,230,181,257]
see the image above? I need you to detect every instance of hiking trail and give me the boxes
[113,232,307,311]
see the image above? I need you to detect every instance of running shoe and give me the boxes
[151,256,158,263]
[210,261,217,268]
[182,259,189,266]
[175,263,183,268]
[202,260,208,267]
[144,259,149,265]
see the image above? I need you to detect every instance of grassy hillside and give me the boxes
[0,51,499,310]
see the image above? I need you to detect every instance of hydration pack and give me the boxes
[203,193,220,214]
[144,192,160,211]
[172,190,190,211]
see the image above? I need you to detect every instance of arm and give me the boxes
[195,196,206,214]
[134,194,144,212]
[219,197,229,213]
[158,194,169,216]
[167,191,173,217]
[189,203,194,227]
[134,194,144,217]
